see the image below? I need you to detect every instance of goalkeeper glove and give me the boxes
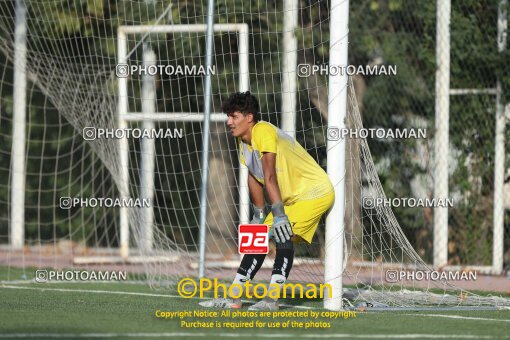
[271,202,293,243]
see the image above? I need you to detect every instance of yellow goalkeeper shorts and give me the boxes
[263,191,335,244]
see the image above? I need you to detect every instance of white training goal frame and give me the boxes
[116,24,250,259]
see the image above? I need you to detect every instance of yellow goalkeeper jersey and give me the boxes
[239,121,333,205]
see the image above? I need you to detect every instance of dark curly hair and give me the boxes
[221,91,260,122]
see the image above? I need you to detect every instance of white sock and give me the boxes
[268,274,286,301]
[230,273,248,299]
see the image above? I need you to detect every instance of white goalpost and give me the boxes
[9,0,27,251]
[324,0,349,311]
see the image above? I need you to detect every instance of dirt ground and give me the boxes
[1,246,508,294]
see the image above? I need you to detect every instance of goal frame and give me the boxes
[116,24,250,262]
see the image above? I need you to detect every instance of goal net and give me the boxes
[0,1,508,310]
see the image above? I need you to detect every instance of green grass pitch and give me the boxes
[1,267,509,339]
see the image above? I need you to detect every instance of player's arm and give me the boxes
[261,152,293,243]
[261,152,282,204]
[248,172,266,224]
[248,172,264,208]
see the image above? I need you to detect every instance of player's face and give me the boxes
[226,111,252,138]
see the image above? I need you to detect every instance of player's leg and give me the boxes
[270,239,294,288]
[231,253,267,295]
[248,239,294,311]
[199,253,266,309]
[249,192,334,310]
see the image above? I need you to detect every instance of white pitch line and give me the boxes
[405,313,510,323]
[0,284,179,298]
[0,280,151,285]
[0,284,314,310]
[0,333,496,339]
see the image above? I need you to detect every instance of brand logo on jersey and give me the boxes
[275,279,285,284]
[238,224,269,254]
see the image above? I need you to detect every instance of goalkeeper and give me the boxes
[200,91,334,311]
